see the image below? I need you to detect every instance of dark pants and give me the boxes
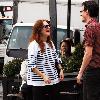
[21,83,33,100]
[83,68,100,100]
[32,83,60,100]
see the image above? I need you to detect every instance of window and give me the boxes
[8,26,32,49]
[57,28,67,49]
[8,25,73,50]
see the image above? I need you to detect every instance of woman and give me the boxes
[27,19,64,100]
[59,38,72,58]
[59,38,72,72]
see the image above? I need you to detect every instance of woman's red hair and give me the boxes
[29,19,53,53]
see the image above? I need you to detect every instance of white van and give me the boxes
[5,23,81,64]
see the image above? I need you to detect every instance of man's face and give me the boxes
[80,6,88,23]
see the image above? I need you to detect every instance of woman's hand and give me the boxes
[43,74,51,84]
[59,69,64,81]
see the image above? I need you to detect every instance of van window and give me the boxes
[57,28,67,49]
[2,19,12,25]
[8,26,71,50]
[0,19,13,36]
[8,26,32,49]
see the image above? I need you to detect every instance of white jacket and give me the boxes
[20,60,27,89]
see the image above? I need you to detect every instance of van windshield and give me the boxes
[8,25,70,50]
[8,26,32,49]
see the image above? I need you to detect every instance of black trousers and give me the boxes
[21,83,33,100]
[83,68,100,100]
[32,83,60,100]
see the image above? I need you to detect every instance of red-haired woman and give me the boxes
[27,19,64,100]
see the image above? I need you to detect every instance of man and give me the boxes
[77,1,100,100]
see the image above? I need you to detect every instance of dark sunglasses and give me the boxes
[43,25,50,28]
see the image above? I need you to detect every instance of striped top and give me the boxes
[27,40,61,86]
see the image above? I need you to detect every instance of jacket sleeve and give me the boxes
[20,60,27,81]
[28,41,38,70]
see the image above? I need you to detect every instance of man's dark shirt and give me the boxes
[84,18,100,68]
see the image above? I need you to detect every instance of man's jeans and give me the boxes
[83,68,100,100]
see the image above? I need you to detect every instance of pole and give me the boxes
[13,0,18,25]
[49,0,57,49]
[95,0,99,22]
[67,0,71,38]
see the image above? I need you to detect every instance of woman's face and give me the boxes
[60,42,67,52]
[41,21,50,37]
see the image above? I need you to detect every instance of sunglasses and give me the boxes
[43,25,50,28]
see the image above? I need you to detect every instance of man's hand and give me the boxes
[76,73,83,84]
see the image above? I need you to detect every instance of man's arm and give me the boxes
[77,46,93,84]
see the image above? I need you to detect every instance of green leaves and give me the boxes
[3,58,23,77]
[62,43,84,73]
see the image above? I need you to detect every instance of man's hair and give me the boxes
[82,1,99,17]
